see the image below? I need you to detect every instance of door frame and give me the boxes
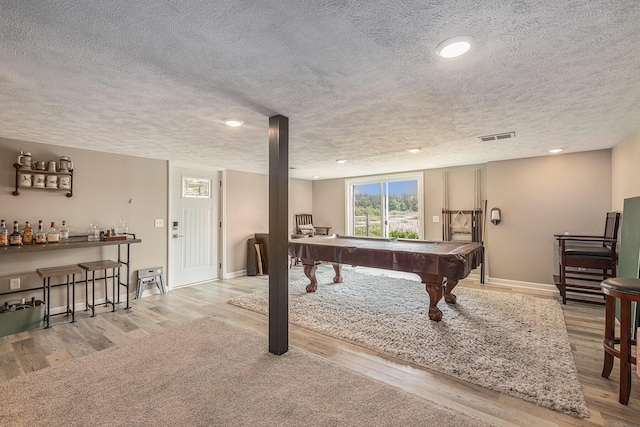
[344,172,424,239]
[167,162,225,289]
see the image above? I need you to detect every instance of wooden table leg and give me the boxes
[332,263,343,283]
[303,264,319,292]
[444,279,458,304]
[602,295,615,379]
[619,299,632,405]
[417,273,445,322]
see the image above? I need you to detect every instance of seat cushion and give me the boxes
[600,278,640,297]
[298,224,315,235]
[565,246,612,257]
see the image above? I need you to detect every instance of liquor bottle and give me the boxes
[59,220,70,240]
[21,221,34,244]
[47,222,60,243]
[0,220,8,246]
[35,220,47,244]
[9,221,23,246]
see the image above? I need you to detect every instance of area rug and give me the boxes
[229,270,589,418]
[0,315,490,427]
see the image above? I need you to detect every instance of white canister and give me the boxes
[19,173,33,188]
[33,174,46,188]
[46,175,58,188]
[59,176,71,190]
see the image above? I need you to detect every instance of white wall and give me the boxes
[224,170,269,275]
[486,150,611,284]
[1,137,167,308]
[312,178,345,234]
[223,169,312,275]
[612,127,640,211]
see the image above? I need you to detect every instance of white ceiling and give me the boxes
[1,1,640,180]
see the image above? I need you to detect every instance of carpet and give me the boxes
[0,315,490,427]
[229,270,589,418]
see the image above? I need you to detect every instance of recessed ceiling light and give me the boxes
[336,159,347,164]
[225,120,243,127]
[407,148,421,153]
[436,36,474,58]
[312,175,320,179]
[549,148,563,154]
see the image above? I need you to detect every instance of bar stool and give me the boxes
[79,260,123,317]
[36,265,83,327]
[600,277,640,404]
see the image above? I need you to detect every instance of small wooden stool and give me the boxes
[600,277,640,404]
[79,260,123,317]
[36,265,84,327]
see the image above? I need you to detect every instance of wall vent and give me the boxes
[478,131,516,142]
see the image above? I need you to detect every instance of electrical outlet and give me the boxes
[10,278,20,290]
[432,216,440,223]
[154,219,164,228]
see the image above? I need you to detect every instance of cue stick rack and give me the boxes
[441,169,484,243]
[442,209,483,243]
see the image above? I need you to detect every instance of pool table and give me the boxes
[288,235,484,321]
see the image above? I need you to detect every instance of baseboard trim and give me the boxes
[483,277,558,294]
[225,269,247,279]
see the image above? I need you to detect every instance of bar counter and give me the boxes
[0,235,141,320]
[0,236,141,255]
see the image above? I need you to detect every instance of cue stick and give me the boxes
[255,243,263,276]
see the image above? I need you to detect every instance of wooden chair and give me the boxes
[290,215,331,267]
[293,214,331,236]
[555,212,621,304]
[600,277,640,404]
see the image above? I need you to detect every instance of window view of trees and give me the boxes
[353,180,420,239]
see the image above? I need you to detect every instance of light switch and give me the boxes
[154,219,164,228]
[432,216,440,223]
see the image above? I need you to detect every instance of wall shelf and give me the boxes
[13,163,73,197]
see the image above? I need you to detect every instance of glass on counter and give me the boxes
[88,223,100,242]
[116,219,128,236]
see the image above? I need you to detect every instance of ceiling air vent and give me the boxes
[478,131,516,142]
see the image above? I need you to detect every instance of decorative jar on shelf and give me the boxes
[46,175,58,188]
[19,174,32,188]
[58,156,73,172]
[59,176,71,190]
[17,151,32,170]
[33,174,45,188]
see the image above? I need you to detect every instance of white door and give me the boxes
[169,166,220,288]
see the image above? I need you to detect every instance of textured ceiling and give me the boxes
[1,1,640,180]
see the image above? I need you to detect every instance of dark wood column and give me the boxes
[268,115,289,355]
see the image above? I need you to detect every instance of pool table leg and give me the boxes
[443,279,458,304]
[303,264,319,292]
[418,273,445,322]
[332,263,343,283]
[303,262,342,292]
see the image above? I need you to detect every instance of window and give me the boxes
[182,177,211,198]
[345,172,423,239]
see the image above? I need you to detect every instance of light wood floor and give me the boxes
[1,266,639,427]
